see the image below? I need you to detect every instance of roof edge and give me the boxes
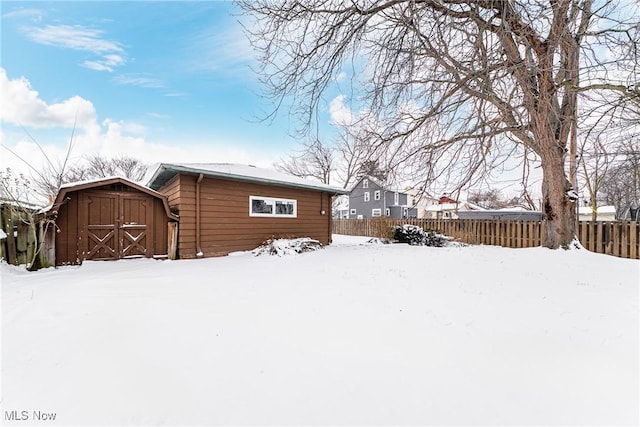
[148,163,349,195]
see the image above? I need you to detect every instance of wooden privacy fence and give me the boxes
[0,203,43,266]
[333,218,640,259]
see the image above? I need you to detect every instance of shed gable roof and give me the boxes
[45,176,178,220]
[147,163,349,194]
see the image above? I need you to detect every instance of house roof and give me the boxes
[43,176,178,220]
[348,175,407,193]
[147,163,349,195]
[424,201,486,212]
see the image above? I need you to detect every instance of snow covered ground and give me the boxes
[1,235,638,426]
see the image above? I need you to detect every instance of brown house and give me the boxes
[147,163,348,258]
[45,177,178,265]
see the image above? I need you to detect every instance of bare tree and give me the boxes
[468,188,523,210]
[275,139,335,184]
[599,140,640,218]
[333,122,390,189]
[65,154,148,183]
[577,136,611,221]
[239,0,639,248]
[276,125,394,189]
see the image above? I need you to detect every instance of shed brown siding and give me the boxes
[53,182,173,265]
[158,174,334,258]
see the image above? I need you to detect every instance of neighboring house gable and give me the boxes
[347,176,417,219]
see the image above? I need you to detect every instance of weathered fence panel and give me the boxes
[0,203,48,267]
[333,218,640,260]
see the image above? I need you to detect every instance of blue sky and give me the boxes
[0,1,347,177]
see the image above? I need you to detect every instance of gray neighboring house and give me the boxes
[348,175,417,219]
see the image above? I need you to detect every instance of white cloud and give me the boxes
[146,112,170,120]
[334,72,347,82]
[113,73,165,89]
[0,67,99,131]
[83,54,126,72]
[328,94,354,126]
[23,24,126,72]
[26,24,123,53]
[2,8,43,22]
[162,91,186,98]
[186,25,256,76]
[0,70,278,184]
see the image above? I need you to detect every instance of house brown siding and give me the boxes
[158,174,334,258]
[53,182,175,265]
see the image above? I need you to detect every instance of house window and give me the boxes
[363,179,369,189]
[385,208,390,216]
[364,191,370,202]
[372,208,382,217]
[249,196,297,218]
[357,214,363,219]
[403,208,409,217]
[374,190,381,200]
[394,192,399,205]
[350,209,356,215]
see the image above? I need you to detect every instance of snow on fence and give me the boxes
[333,218,640,259]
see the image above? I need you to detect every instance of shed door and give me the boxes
[81,192,154,261]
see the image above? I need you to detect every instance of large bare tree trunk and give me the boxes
[541,155,576,248]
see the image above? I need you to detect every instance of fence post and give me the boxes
[596,222,604,255]
[613,223,620,257]
[630,222,638,259]
[4,208,17,265]
[620,222,628,259]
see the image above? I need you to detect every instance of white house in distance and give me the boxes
[423,194,486,219]
[578,205,617,221]
[332,195,350,219]
[405,189,439,219]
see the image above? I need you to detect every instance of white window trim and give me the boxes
[385,208,390,216]
[350,209,357,215]
[372,208,382,217]
[249,195,297,218]
[374,190,381,200]
[364,191,370,202]
[394,192,399,205]
[363,179,369,189]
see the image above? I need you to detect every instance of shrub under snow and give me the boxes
[252,238,323,256]
[392,224,449,247]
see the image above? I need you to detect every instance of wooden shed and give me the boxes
[147,163,349,258]
[45,177,178,265]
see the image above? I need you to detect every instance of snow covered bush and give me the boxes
[392,224,448,247]
[252,237,323,256]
